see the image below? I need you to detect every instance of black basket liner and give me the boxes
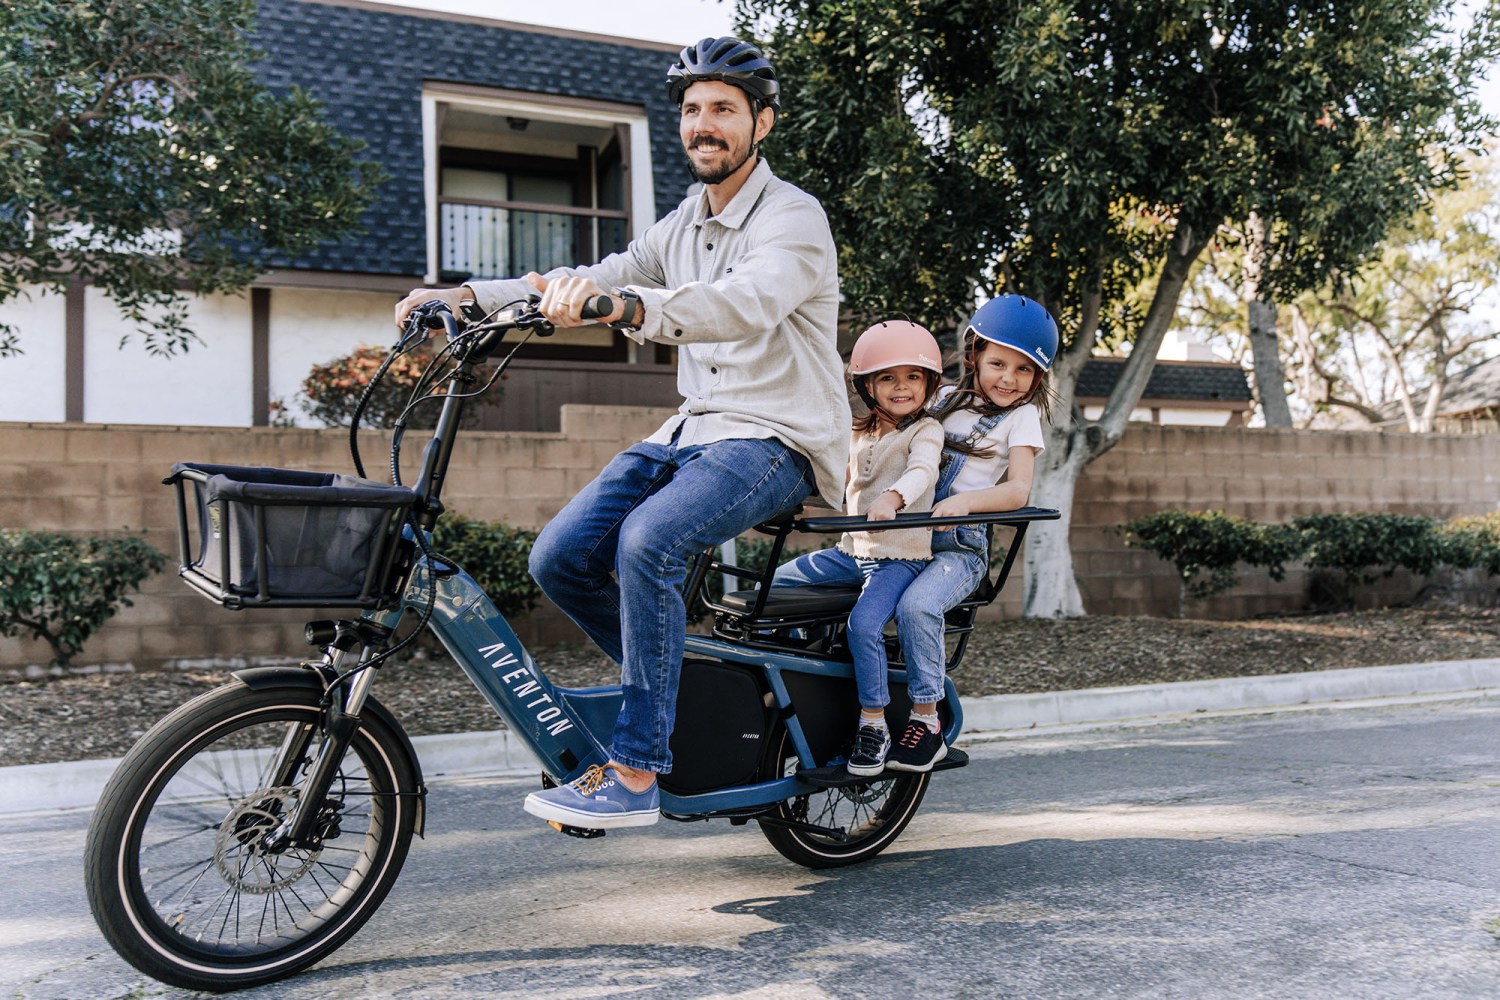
[166,463,416,609]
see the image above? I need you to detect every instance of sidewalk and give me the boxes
[4,657,1498,817]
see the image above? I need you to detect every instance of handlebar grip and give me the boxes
[580,294,614,321]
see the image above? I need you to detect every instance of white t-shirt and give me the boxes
[935,386,1046,495]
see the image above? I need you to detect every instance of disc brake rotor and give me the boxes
[213,787,323,894]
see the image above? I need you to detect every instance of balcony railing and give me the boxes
[439,198,629,280]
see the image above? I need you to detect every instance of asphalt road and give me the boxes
[6,698,1499,999]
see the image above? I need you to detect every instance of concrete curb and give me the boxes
[4,658,1498,817]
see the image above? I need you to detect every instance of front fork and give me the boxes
[261,622,391,852]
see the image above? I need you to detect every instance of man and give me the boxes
[394,36,849,829]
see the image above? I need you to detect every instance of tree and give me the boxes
[0,0,384,356]
[1284,150,1500,431]
[743,0,1497,616]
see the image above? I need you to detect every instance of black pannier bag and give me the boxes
[166,462,416,609]
[660,659,771,794]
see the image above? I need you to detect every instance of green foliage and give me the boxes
[430,514,540,619]
[1123,509,1488,611]
[745,0,1496,338]
[0,530,167,667]
[1121,510,1301,611]
[1291,513,1446,583]
[293,344,498,430]
[0,0,385,356]
[1284,150,1500,431]
[1435,513,1500,577]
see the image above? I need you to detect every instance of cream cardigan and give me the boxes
[836,416,944,561]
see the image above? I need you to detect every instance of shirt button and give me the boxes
[706,242,714,250]
[710,367,718,374]
[673,329,682,337]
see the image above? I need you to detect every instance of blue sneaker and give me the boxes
[523,764,660,829]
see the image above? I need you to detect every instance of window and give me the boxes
[422,87,654,286]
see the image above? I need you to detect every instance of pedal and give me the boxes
[547,820,606,839]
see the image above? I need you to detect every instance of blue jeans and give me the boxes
[772,547,925,710]
[528,436,812,774]
[894,528,988,703]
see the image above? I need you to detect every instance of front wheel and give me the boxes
[84,680,420,992]
[757,722,930,869]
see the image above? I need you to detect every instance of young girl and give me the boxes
[885,293,1056,772]
[771,320,946,776]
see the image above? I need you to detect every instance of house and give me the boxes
[1075,331,1255,428]
[1372,353,1500,433]
[1431,355,1500,432]
[0,0,692,430]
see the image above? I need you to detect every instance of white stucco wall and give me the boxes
[83,289,253,426]
[0,288,69,422]
[1081,404,1239,427]
[0,285,404,429]
[269,289,398,426]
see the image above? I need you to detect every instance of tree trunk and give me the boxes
[1244,212,1292,428]
[1249,297,1293,427]
[1022,224,1211,619]
[1024,440,1089,618]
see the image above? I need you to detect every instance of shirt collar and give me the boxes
[691,157,773,229]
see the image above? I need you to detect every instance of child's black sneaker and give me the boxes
[885,720,947,772]
[846,724,891,776]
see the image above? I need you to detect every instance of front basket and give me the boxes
[166,462,417,610]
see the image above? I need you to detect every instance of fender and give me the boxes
[232,665,427,837]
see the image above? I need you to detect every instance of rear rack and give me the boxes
[690,506,1060,662]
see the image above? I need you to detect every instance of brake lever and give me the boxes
[519,292,613,337]
[522,294,555,337]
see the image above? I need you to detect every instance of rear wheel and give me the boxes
[84,681,419,992]
[757,722,930,869]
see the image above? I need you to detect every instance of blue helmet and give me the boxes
[965,294,1058,371]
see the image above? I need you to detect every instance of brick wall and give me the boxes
[2,413,1497,672]
[1064,425,1499,620]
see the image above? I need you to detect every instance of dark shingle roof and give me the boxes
[1433,354,1500,414]
[248,0,694,275]
[1076,357,1253,403]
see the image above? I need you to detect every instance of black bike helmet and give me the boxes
[666,36,780,114]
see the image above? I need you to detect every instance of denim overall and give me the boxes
[931,409,1009,559]
[893,408,1009,705]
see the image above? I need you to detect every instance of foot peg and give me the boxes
[547,820,606,839]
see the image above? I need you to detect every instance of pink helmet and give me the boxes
[849,320,944,376]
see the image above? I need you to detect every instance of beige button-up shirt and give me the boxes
[469,158,849,509]
[837,417,945,561]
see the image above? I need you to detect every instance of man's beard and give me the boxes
[686,135,756,185]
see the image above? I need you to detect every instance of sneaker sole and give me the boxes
[522,794,660,829]
[884,741,948,773]
[845,760,888,777]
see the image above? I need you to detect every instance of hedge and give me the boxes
[1122,509,1499,612]
[0,530,167,668]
